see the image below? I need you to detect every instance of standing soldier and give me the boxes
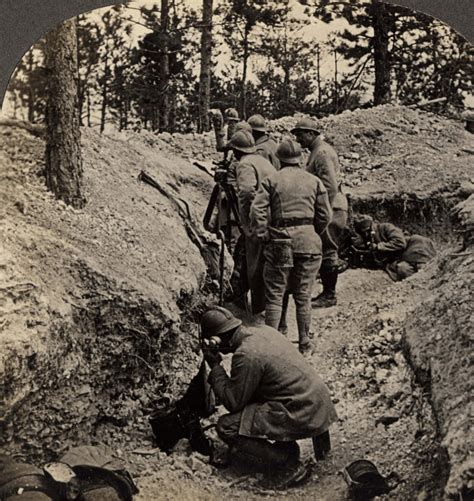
[228,130,276,314]
[251,139,332,352]
[291,118,348,307]
[247,114,281,170]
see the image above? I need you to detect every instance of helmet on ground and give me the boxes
[225,108,239,122]
[200,307,242,338]
[234,121,252,133]
[277,139,302,165]
[247,114,267,132]
[354,215,374,232]
[227,130,256,154]
[290,117,320,134]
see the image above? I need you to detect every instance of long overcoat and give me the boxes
[209,325,338,441]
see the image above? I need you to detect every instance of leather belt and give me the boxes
[274,218,313,228]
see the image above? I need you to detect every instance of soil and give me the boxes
[0,104,472,499]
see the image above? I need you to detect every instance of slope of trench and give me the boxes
[129,214,463,501]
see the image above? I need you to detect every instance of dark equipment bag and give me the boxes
[149,360,215,456]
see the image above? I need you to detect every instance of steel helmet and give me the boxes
[234,121,252,133]
[200,307,242,338]
[290,117,320,134]
[247,114,267,132]
[277,139,302,165]
[225,108,239,122]
[354,215,374,232]
[228,130,256,154]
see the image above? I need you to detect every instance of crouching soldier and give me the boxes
[352,215,407,269]
[250,139,332,353]
[200,307,338,489]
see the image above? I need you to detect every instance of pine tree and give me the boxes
[198,0,213,132]
[45,19,85,208]
[218,0,287,118]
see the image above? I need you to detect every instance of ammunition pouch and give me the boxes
[265,238,293,269]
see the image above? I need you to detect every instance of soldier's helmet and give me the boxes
[247,114,267,132]
[200,307,242,338]
[228,130,256,154]
[277,139,302,165]
[354,215,374,232]
[234,121,252,133]
[291,117,320,134]
[225,108,239,122]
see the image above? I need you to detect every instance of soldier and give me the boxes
[291,118,348,307]
[352,215,407,269]
[247,114,281,170]
[228,130,276,313]
[200,307,337,489]
[251,139,332,353]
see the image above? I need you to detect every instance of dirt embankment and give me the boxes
[403,197,474,498]
[0,124,216,460]
[0,105,472,498]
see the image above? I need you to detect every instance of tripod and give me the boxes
[202,161,241,248]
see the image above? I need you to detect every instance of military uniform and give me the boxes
[251,162,332,348]
[306,136,348,270]
[353,221,407,268]
[386,234,436,280]
[255,135,281,170]
[235,152,276,313]
[209,325,337,442]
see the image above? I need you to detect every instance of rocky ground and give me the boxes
[0,105,472,499]
[128,266,447,500]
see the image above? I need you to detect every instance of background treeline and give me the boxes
[7,0,473,133]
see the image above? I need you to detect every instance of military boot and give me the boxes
[312,267,338,308]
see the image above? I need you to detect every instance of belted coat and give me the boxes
[208,325,338,441]
[235,153,276,312]
[250,165,332,255]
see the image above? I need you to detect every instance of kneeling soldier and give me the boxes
[200,307,338,489]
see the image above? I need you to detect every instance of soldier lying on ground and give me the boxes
[350,215,436,280]
[200,307,337,490]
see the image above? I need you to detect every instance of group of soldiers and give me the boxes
[196,108,437,489]
[210,107,349,354]
[208,107,437,353]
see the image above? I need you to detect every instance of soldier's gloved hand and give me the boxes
[203,346,222,368]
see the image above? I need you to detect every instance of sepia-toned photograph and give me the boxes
[0,0,472,499]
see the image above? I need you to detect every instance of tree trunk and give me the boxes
[159,0,170,131]
[240,25,250,119]
[198,0,213,133]
[27,51,35,122]
[371,0,391,105]
[45,18,85,209]
[100,53,109,133]
[316,46,321,111]
[86,88,92,127]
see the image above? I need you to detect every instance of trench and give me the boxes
[1,189,468,500]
